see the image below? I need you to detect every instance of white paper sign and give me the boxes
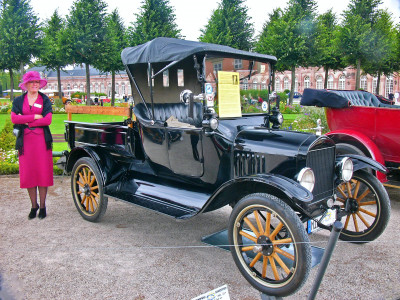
[261,101,268,112]
[191,285,230,300]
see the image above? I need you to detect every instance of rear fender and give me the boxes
[327,130,387,182]
[202,174,314,213]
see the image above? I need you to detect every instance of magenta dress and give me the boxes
[11,94,54,188]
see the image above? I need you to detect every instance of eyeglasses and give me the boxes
[28,81,41,84]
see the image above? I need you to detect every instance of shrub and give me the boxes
[0,161,19,174]
[290,106,328,134]
[0,119,16,151]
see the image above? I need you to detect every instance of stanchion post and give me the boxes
[307,220,343,300]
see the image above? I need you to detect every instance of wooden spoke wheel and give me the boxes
[71,157,108,222]
[336,170,390,243]
[228,193,311,297]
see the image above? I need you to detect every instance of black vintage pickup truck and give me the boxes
[62,38,390,297]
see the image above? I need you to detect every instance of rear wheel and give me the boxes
[336,170,390,243]
[71,157,108,222]
[229,193,311,297]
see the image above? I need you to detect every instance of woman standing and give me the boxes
[11,71,53,220]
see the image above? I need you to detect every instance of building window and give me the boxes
[177,69,184,87]
[95,83,99,93]
[242,78,248,90]
[54,84,57,90]
[80,84,84,92]
[122,83,126,96]
[327,75,334,89]
[213,62,222,72]
[234,59,242,69]
[73,84,78,90]
[316,75,323,90]
[283,77,289,91]
[107,83,111,97]
[100,83,105,93]
[275,77,281,92]
[304,76,310,89]
[253,80,258,90]
[339,75,346,90]
[295,77,298,92]
[372,77,378,94]
[385,75,393,98]
[360,76,367,91]
[262,81,267,90]
[116,83,119,95]
[163,70,169,87]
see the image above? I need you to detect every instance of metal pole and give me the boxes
[308,221,343,300]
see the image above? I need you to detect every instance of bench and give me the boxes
[133,102,203,127]
[328,90,399,108]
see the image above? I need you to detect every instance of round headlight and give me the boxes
[297,167,315,192]
[339,157,353,182]
[210,118,219,130]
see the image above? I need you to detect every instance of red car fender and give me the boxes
[326,129,387,182]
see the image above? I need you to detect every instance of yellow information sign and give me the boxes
[217,71,242,118]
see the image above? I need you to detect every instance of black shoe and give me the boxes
[28,207,39,219]
[38,208,46,219]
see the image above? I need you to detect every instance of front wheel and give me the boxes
[71,157,108,222]
[336,170,390,243]
[228,193,311,297]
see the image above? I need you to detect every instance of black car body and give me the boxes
[63,38,390,297]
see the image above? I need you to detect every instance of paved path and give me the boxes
[0,175,399,300]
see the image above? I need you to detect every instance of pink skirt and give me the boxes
[19,128,53,188]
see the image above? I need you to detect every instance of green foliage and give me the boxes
[0,161,19,174]
[0,119,16,151]
[199,0,254,50]
[290,106,328,134]
[128,0,181,46]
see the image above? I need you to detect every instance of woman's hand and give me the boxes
[34,114,43,120]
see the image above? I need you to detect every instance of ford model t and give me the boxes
[63,38,390,297]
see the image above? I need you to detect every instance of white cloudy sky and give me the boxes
[30,0,400,41]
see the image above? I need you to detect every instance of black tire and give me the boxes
[336,143,366,156]
[228,193,311,297]
[71,157,108,222]
[336,170,390,243]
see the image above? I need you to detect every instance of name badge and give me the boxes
[33,103,42,108]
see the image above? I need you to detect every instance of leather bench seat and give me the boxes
[133,102,203,127]
[329,90,400,108]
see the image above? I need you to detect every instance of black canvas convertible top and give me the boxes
[121,37,277,66]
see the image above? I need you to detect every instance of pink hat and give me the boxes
[19,71,47,90]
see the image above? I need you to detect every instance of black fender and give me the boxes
[201,173,314,213]
[337,154,387,174]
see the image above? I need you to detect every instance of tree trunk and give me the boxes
[324,67,329,89]
[20,61,25,76]
[86,63,91,106]
[111,70,115,107]
[355,58,361,90]
[9,69,14,101]
[57,67,62,101]
[376,72,381,95]
[289,66,295,105]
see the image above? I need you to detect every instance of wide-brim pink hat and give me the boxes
[19,71,47,91]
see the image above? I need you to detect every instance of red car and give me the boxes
[302,89,400,183]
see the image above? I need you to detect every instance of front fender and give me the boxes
[337,154,387,174]
[202,174,314,213]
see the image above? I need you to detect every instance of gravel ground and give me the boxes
[0,175,399,300]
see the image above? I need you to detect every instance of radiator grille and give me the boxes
[306,146,335,201]
[234,152,266,177]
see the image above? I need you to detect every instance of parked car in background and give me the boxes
[287,92,302,99]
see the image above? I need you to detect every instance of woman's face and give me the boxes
[26,80,40,93]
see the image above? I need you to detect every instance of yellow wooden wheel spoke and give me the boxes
[82,168,88,184]
[85,197,89,211]
[91,196,98,209]
[78,172,86,185]
[352,214,359,232]
[337,185,348,199]
[356,189,371,203]
[87,170,92,185]
[239,230,258,243]
[353,181,361,199]
[269,222,284,241]
[356,211,370,228]
[89,196,94,212]
[269,256,280,280]
[254,211,264,235]
[336,197,346,203]
[344,215,351,230]
[359,207,376,218]
[265,212,271,236]
[241,246,255,252]
[81,195,86,205]
[274,247,294,261]
[359,200,376,206]
[273,253,290,275]
[249,252,263,268]
[89,176,96,187]
[262,256,268,278]
[91,191,100,199]
[346,182,353,198]
[90,185,98,191]
[272,237,292,245]
[77,190,82,195]
[77,180,85,188]
[244,217,260,237]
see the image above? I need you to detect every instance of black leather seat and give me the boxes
[133,102,203,127]
[329,90,381,107]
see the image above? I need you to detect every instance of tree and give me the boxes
[128,0,181,46]
[255,0,318,104]
[66,0,107,105]
[338,0,382,90]
[39,10,70,104]
[0,0,41,100]
[362,9,398,94]
[96,9,126,106]
[315,10,346,88]
[199,0,253,50]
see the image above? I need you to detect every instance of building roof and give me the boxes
[28,66,126,78]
